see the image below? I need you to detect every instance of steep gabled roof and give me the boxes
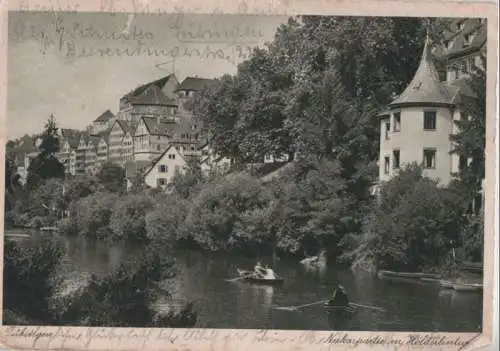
[443,19,486,60]
[122,74,176,102]
[94,110,115,123]
[127,85,177,106]
[60,129,81,149]
[143,144,187,178]
[390,36,461,108]
[141,117,178,136]
[116,120,137,135]
[176,77,218,92]
[96,130,110,144]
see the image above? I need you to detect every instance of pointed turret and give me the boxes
[390,34,458,108]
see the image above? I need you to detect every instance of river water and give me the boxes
[4,230,483,332]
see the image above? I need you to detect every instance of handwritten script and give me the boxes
[10,5,279,65]
[1,326,480,350]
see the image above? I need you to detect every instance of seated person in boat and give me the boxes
[327,285,349,307]
[254,263,276,280]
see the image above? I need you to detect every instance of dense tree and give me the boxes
[183,173,272,252]
[54,251,196,327]
[3,239,64,324]
[109,193,156,242]
[25,115,65,191]
[96,163,126,193]
[74,191,119,239]
[345,165,465,272]
[449,54,486,197]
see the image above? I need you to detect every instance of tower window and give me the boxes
[385,122,390,140]
[393,150,400,169]
[384,156,390,175]
[424,111,437,130]
[423,148,437,169]
[393,112,401,132]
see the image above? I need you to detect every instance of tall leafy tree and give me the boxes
[449,54,486,198]
[25,115,65,191]
[96,162,126,193]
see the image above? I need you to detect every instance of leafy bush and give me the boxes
[183,173,272,251]
[345,165,464,272]
[145,194,189,243]
[74,191,118,239]
[55,251,196,328]
[109,193,156,242]
[3,239,64,324]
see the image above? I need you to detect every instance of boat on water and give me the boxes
[378,270,441,280]
[322,302,358,314]
[300,251,327,266]
[452,283,483,293]
[236,268,284,285]
[40,226,59,232]
[440,280,455,289]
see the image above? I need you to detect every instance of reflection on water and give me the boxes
[4,231,483,332]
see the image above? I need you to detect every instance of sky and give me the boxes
[7,12,288,139]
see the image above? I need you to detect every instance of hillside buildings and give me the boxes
[9,75,222,186]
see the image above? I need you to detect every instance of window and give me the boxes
[384,122,390,140]
[393,112,401,132]
[459,156,468,171]
[393,150,400,169]
[168,154,176,160]
[175,165,180,173]
[157,178,166,187]
[157,145,161,150]
[158,165,167,173]
[424,111,437,130]
[384,156,390,175]
[423,148,437,169]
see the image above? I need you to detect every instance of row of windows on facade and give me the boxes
[158,163,181,174]
[383,149,469,175]
[384,111,437,139]
[383,149,435,174]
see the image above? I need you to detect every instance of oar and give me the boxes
[275,299,329,311]
[225,272,254,282]
[349,302,386,312]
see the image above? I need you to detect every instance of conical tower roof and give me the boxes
[390,35,459,108]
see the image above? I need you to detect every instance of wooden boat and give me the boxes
[323,302,358,314]
[452,283,483,292]
[460,261,483,273]
[237,268,284,285]
[378,270,441,280]
[440,280,455,289]
[40,226,59,232]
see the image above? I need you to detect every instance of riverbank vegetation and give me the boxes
[5,16,486,324]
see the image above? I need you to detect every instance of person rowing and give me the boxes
[327,284,350,308]
[254,262,277,280]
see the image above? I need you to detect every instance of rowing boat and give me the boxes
[237,268,284,285]
[452,283,483,292]
[440,280,455,289]
[322,303,358,314]
[378,270,441,280]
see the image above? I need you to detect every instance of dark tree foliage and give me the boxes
[96,162,126,193]
[345,165,465,272]
[449,54,486,197]
[25,115,65,191]
[55,251,196,328]
[3,239,64,324]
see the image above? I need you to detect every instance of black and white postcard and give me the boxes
[0,0,498,350]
